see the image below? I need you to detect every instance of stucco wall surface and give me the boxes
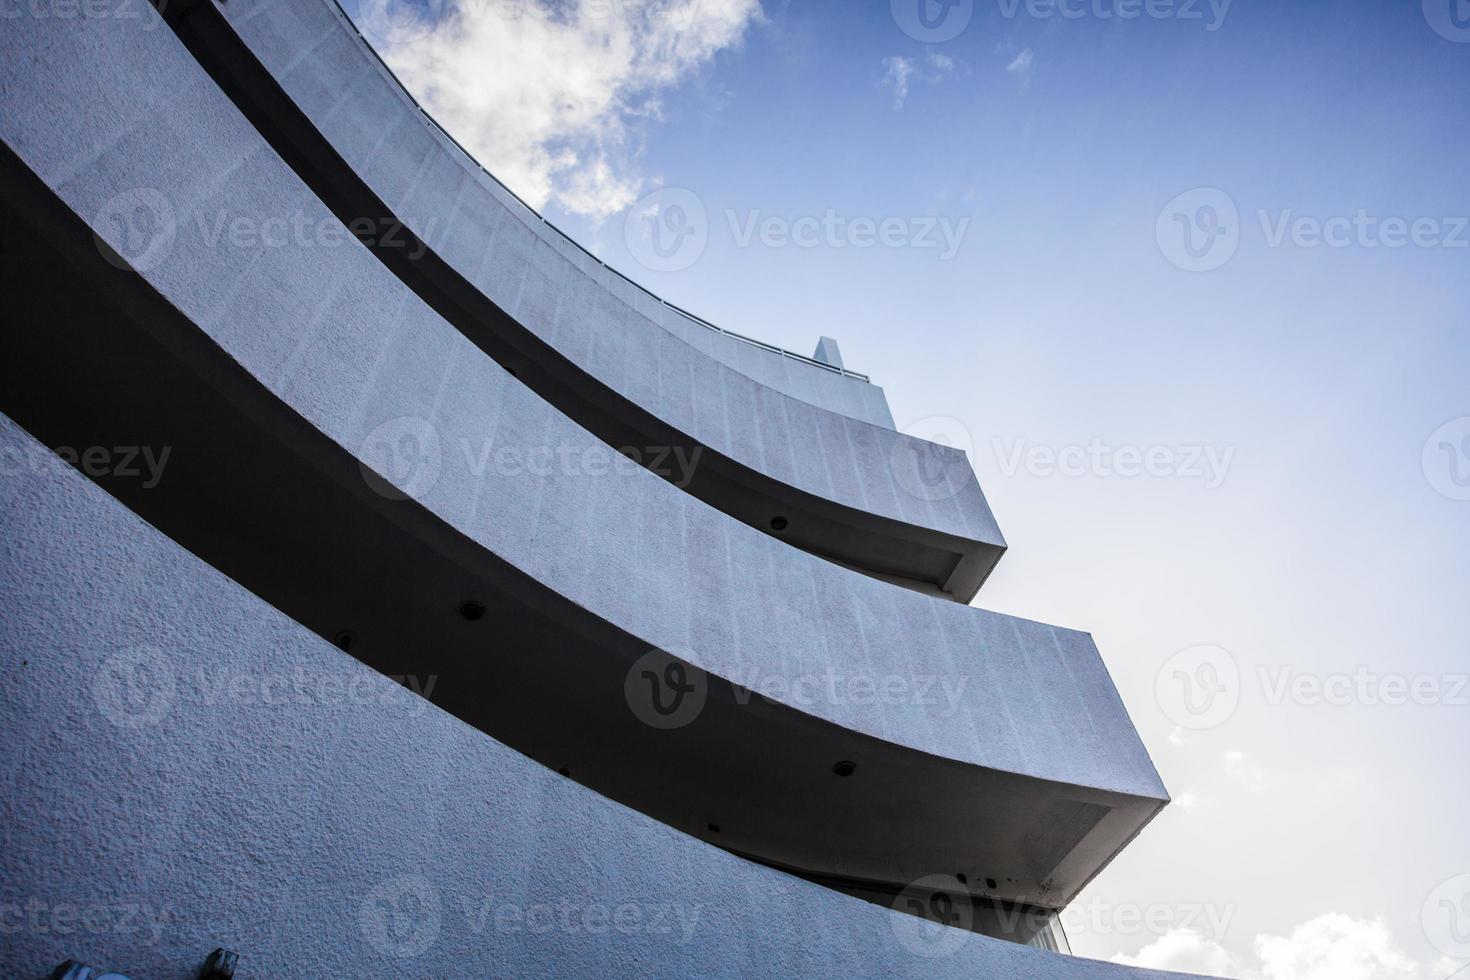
[0,1,1164,800]
[234,0,896,426]
[218,0,1009,552]
[0,413,1201,980]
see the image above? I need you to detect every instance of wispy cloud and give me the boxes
[376,0,762,220]
[1223,749,1279,793]
[1006,46,1035,82]
[881,56,917,109]
[1114,927,1240,976]
[1114,913,1447,979]
[879,52,958,110]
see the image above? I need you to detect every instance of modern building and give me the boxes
[0,1,1196,976]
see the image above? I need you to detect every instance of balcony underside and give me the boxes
[0,411,1198,979]
[0,146,1162,911]
[0,0,1167,927]
[167,0,1006,601]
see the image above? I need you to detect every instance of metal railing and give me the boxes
[324,0,871,384]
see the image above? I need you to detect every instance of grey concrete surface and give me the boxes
[814,337,847,370]
[0,130,1162,914]
[0,413,1205,980]
[215,0,1010,591]
[236,0,891,426]
[0,0,1165,806]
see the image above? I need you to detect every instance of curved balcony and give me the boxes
[0,0,1166,925]
[0,414,1199,978]
[236,0,885,414]
[162,0,1006,601]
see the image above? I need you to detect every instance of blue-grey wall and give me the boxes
[222,0,1013,558]
[0,413,1196,979]
[0,2,1189,974]
[0,0,1164,806]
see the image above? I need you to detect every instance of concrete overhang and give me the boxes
[0,1,1167,919]
[0,413,1207,978]
[158,0,1007,602]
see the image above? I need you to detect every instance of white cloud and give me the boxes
[881,56,917,109]
[1114,927,1241,975]
[377,0,762,220]
[1006,46,1034,80]
[1254,914,1423,980]
[879,52,958,109]
[1223,749,1279,794]
[1114,914,1448,980]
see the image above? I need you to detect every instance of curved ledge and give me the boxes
[0,137,1162,917]
[0,418,1201,978]
[162,0,1006,601]
[0,3,1165,913]
[250,0,884,413]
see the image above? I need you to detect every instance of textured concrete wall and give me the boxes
[0,0,1164,806]
[231,0,894,429]
[0,413,1200,980]
[217,0,1007,555]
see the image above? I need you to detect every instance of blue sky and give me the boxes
[348,0,1470,973]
